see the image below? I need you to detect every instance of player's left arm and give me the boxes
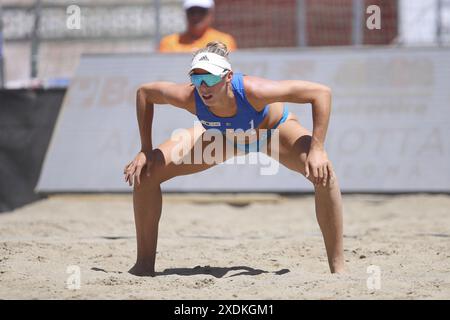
[244,75,333,186]
[244,76,331,150]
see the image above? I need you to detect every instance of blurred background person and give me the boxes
[159,0,237,53]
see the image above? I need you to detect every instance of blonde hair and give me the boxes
[193,41,230,61]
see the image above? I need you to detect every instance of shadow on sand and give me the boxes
[155,265,290,278]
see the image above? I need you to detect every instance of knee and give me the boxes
[297,155,338,190]
[134,153,168,189]
[133,169,160,193]
[312,170,339,192]
[295,152,312,180]
[138,165,162,186]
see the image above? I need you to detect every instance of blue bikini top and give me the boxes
[193,73,269,133]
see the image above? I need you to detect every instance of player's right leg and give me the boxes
[129,125,236,276]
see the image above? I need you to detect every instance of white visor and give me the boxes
[189,52,232,76]
[183,0,214,10]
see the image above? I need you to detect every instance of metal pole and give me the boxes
[296,0,308,47]
[396,0,402,46]
[352,0,364,45]
[0,3,4,88]
[436,0,442,46]
[154,0,161,51]
[30,0,42,79]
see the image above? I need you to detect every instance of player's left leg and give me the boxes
[263,115,345,273]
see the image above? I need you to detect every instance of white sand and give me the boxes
[0,193,449,299]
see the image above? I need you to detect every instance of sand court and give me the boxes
[0,193,449,299]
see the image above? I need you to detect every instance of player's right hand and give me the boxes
[123,150,153,187]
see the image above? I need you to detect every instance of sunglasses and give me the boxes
[190,72,226,88]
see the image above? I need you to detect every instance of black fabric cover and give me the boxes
[0,89,65,213]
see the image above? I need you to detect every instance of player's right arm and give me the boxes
[136,82,195,152]
[124,82,194,186]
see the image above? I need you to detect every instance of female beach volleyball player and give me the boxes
[123,41,344,275]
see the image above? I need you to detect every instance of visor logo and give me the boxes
[199,55,209,61]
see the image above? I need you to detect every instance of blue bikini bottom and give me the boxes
[226,106,290,153]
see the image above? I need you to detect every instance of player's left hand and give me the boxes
[305,148,334,187]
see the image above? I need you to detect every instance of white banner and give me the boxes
[36,47,450,192]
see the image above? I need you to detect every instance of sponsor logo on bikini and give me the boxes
[201,120,221,127]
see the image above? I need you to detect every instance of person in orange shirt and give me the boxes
[159,0,237,53]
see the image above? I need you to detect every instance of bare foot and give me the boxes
[128,263,155,277]
[330,264,346,274]
[331,268,346,274]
